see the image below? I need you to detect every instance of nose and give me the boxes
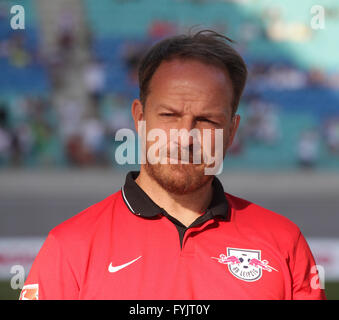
[176,116,196,147]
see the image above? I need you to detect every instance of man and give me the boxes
[20,30,326,300]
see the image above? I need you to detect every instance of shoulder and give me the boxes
[225,192,302,245]
[49,191,122,243]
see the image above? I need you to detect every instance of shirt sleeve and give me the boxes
[291,231,326,300]
[19,232,79,300]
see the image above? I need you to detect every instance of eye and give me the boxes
[159,113,175,117]
[196,117,216,125]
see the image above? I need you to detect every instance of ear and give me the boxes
[227,114,240,149]
[131,99,144,135]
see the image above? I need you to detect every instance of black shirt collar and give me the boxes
[122,171,230,221]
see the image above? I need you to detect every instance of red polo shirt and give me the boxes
[20,171,326,300]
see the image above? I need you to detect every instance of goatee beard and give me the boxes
[144,162,213,195]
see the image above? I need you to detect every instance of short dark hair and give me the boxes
[138,29,248,116]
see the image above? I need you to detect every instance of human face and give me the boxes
[132,58,240,194]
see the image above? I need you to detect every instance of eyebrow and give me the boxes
[157,104,181,113]
[157,104,228,119]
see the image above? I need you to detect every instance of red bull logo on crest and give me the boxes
[212,248,278,281]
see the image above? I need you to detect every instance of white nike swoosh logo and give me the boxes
[108,256,142,273]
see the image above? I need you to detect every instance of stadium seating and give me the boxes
[0,0,50,94]
[261,88,339,118]
[1,0,339,169]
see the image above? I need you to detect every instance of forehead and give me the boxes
[147,58,233,111]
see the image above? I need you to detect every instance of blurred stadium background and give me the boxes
[0,0,338,299]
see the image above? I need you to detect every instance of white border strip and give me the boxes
[121,187,136,214]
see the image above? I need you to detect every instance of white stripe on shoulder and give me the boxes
[121,186,135,214]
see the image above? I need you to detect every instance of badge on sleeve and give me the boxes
[19,284,39,300]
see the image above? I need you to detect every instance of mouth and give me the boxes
[165,157,205,165]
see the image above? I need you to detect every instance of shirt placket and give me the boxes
[180,219,216,255]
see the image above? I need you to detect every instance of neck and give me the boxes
[135,167,214,227]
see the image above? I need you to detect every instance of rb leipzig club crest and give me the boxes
[212,248,278,282]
